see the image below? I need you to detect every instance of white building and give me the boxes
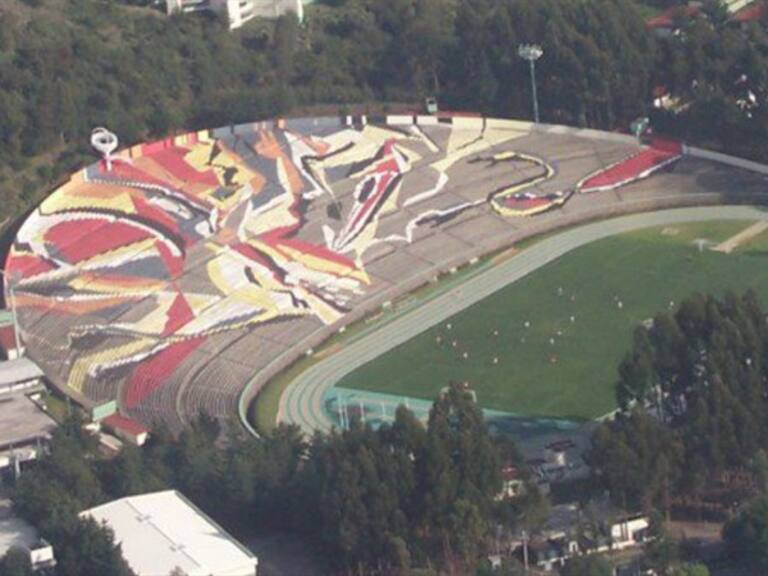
[610,515,650,550]
[165,0,303,30]
[81,490,258,576]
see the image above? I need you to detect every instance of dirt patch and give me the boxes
[666,519,723,543]
[492,246,519,265]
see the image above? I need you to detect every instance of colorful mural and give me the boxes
[4,117,681,427]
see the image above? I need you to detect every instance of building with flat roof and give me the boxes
[81,490,258,576]
[0,359,55,478]
[165,0,303,30]
[0,358,44,393]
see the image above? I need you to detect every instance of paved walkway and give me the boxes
[279,205,768,436]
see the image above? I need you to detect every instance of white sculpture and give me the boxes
[91,127,119,172]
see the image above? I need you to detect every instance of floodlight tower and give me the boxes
[518,44,544,124]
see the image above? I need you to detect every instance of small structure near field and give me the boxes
[610,515,650,550]
[81,490,258,576]
[101,414,149,447]
[497,464,526,500]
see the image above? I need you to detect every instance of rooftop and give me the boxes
[81,490,258,576]
[0,358,43,388]
[646,4,700,29]
[733,0,766,21]
[0,391,56,449]
[102,413,148,437]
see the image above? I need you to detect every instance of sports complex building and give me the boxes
[5,115,768,436]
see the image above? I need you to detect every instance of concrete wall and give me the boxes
[685,145,768,176]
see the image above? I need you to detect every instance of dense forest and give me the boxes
[588,290,768,570]
[9,384,544,576]
[1,0,767,225]
[591,289,768,510]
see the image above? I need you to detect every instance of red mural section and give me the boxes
[579,138,682,193]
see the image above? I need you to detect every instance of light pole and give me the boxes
[0,267,22,358]
[518,44,543,124]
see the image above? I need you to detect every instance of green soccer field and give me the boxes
[337,220,768,420]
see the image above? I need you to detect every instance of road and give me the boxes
[279,205,768,435]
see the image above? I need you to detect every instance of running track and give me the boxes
[279,205,768,435]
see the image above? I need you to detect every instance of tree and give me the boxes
[644,516,680,575]
[672,563,710,576]
[587,407,682,513]
[446,499,487,573]
[753,450,768,495]
[287,383,517,573]
[96,445,166,499]
[723,496,768,570]
[0,547,33,576]
[384,535,411,576]
[597,291,768,508]
[272,13,299,86]
[55,518,135,576]
[561,555,613,576]
[422,383,501,567]
[616,327,656,410]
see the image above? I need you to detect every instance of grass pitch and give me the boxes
[337,220,768,420]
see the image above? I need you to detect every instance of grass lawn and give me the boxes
[250,249,496,432]
[337,220,768,421]
[42,392,76,423]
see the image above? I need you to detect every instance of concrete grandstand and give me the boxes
[4,115,767,433]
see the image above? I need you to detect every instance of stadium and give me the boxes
[4,114,768,435]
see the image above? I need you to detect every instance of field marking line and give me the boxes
[711,220,768,253]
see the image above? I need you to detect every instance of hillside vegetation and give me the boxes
[0,0,766,223]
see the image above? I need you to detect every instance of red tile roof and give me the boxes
[733,1,766,22]
[102,413,148,437]
[647,5,700,29]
